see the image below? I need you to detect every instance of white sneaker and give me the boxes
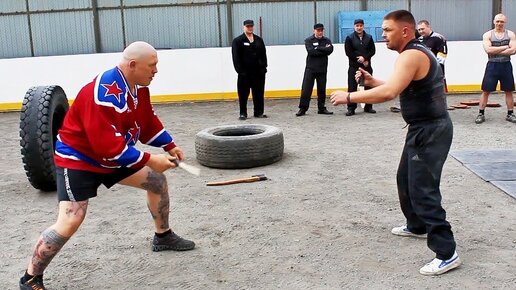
[391,226,427,238]
[419,252,462,276]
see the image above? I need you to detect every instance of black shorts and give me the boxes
[56,166,140,202]
[481,61,515,92]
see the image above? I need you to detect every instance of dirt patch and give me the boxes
[1,94,515,289]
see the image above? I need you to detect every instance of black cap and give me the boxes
[354,19,364,25]
[243,19,254,26]
[314,23,324,30]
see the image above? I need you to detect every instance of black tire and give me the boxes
[20,86,69,191]
[195,124,284,169]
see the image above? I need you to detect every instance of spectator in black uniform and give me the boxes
[418,20,448,92]
[296,23,334,116]
[331,10,461,276]
[231,19,268,120]
[344,19,376,116]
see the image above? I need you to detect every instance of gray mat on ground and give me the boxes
[463,163,516,181]
[490,181,516,199]
[450,149,516,200]
[449,149,516,164]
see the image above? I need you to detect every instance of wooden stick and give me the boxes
[206,174,267,186]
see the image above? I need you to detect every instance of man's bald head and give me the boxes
[494,13,507,22]
[121,41,156,64]
[118,41,159,88]
[493,13,507,31]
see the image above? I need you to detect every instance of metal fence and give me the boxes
[0,0,513,58]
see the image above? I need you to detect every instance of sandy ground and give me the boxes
[0,94,515,289]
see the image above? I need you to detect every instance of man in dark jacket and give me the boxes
[344,19,376,116]
[231,19,268,120]
[417,20,448,92]
[296,23,334,116]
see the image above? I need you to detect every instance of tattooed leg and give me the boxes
[27,200,88,276]
[28,228,69,275]
[141,171,170,232]
[119,167,172,233]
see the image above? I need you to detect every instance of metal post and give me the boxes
[493,0,502,17]
[259,16,263,38]
[313,0,317,24]
[92,0,101,53]
[120,0,127,48]
[360,0,367,11]
[25,0,35,56]
[227,0,234,45]
[216,0,223,47]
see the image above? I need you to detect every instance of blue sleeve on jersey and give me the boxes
[55,139,101,167]
[109,145,144,167]
[147,130,174,148]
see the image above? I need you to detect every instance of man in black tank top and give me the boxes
[330,10,461,276]
[476,13,516,124]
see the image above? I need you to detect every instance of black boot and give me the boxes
[296,109,307,117]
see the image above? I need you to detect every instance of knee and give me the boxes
[144,171,168,195]
[56,201,88,236]
[55,213,85,236]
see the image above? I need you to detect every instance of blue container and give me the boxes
[337,10,388,43]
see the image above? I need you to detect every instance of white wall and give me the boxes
[0,41,497,104]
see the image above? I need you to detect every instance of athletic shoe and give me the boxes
[475,114,485,124]
[19,276,46,290]
[506,114,516,123]
[420,252,462,276]
[391,226,427,238]
[152,231,195,252]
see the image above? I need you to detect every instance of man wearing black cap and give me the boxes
[295,23,334,116]
[344,18,376,116]
[231,19,268,120]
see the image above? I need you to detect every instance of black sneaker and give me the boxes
[506,114,516,123]
[152,231,195,252]
[475,114,485,124]
[238,114,247,120]
[20,276,46,290]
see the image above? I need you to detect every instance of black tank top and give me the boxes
[400,39,447,124]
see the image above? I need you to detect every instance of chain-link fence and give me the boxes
[0,0,514,58]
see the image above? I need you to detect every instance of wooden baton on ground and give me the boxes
[206,174,267,186]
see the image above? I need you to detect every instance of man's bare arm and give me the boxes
[331,50,423,105]
[483,31,509,54]
[499,30,516,55]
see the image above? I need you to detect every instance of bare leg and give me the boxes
[479,91,490,110]
[505,91,514,110]
[120,167,170,233]
[27,200,88,275]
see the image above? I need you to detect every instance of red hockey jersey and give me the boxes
[54,67,176,173]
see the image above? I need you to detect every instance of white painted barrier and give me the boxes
[0,41,504,111]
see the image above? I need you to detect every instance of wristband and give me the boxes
[347,93,351,104]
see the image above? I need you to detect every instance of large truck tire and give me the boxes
[195,124,284,169]
[20,86,68,191]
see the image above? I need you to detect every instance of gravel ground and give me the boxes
[0,94,515,289]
